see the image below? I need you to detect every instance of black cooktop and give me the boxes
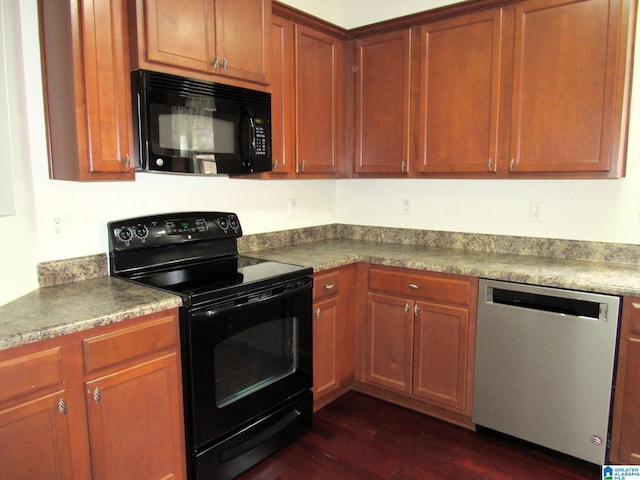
[108,212,312,307]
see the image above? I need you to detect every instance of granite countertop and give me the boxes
[0,276,182,352]
[244,238,640,297]
[2,235,640,353]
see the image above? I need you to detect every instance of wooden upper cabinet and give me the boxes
[508,0,633,177]
[132,0,270,86]
[269,15,295,175]
[355,29,413,175]
[416,9,503,175]
[39,0,134,180]
[294,24,345,176]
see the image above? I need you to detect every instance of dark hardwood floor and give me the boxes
[238,391,601,480]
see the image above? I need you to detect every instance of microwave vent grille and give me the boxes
[141,70,270,105]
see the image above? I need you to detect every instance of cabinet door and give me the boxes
[0,391,73,480]
[313,298,339,400]
[412,301,470,413]
[215,0,270,83]
[294,24,344,175]
[355,29,412,174]
[508,0,630,176]
[269,15,295,175]
[364,293,413,393]
[40,0,134,180]
[611,298,640,463]
[416,9,502,174]
[144,0,216,73]
[85,354,184,480]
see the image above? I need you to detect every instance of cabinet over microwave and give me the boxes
[131,70,272,176]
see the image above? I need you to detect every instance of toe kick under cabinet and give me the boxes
[0,309,186,480]
[356,265,478,428]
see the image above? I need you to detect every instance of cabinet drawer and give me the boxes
[313,270,340,302]
[0,347,63,403]
[83,313,178,374]
[368,267,472,306]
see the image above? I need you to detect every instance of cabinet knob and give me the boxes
[316,307,321,318]
[404,303,410,315]
[414,304,420,316]
[122,154,130,169]
[222,57,228,72]
[401,160,406,172]
[58,398,67,415]
[93,386,102,404]
[408,283,419,290]
[212,57,219,70]
[301,161,305,172]
[273,159,279,171]
[510,158,516,171]
[488,158,493,170]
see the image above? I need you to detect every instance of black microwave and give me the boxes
[131,69,272,176]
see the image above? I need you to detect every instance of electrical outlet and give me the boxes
[287,198,296,216]
[51,212,65,234]
[402,197,414,215]
[529,201,543,223]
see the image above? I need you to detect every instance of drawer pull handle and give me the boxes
[93,387,102,404]
[633,303,640,310]
[408,283,419,289]
[414,304,420,316]
[324,283,335,290]
[58,398,67,415]
[404,303,410,315]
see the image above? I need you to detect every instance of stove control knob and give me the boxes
[228,215,239,230]
[217,217,229,230]
[135,225,148,238]
[118,227,133,241]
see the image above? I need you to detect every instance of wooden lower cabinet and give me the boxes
[610,297,640,463]
[0,309,186,480]
[312,266,356,410]
[0,390,73,480]
[360,266,477,426]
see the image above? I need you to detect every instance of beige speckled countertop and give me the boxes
[0,276,181,352]
[244,238,640,297]
[3,229,640,353]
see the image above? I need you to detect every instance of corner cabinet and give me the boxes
[39,0,134,181]
[610,298,640,464]
[360,266,478,426]
[130,0,271,87]
[268,6,347,178]
[0,309,186,480]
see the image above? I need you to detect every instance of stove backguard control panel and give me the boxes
[108,212,242,251]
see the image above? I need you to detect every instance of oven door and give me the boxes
[187,277,313,448]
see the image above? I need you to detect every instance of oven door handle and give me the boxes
[192,280,312,319]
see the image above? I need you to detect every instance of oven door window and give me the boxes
[215,316,297,407]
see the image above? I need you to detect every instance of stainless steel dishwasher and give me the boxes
[472,279,620,465]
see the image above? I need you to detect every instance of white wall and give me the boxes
[0,0,39,305]
[0,0,639,307]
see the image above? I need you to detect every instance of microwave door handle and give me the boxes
[239,110,256,168]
